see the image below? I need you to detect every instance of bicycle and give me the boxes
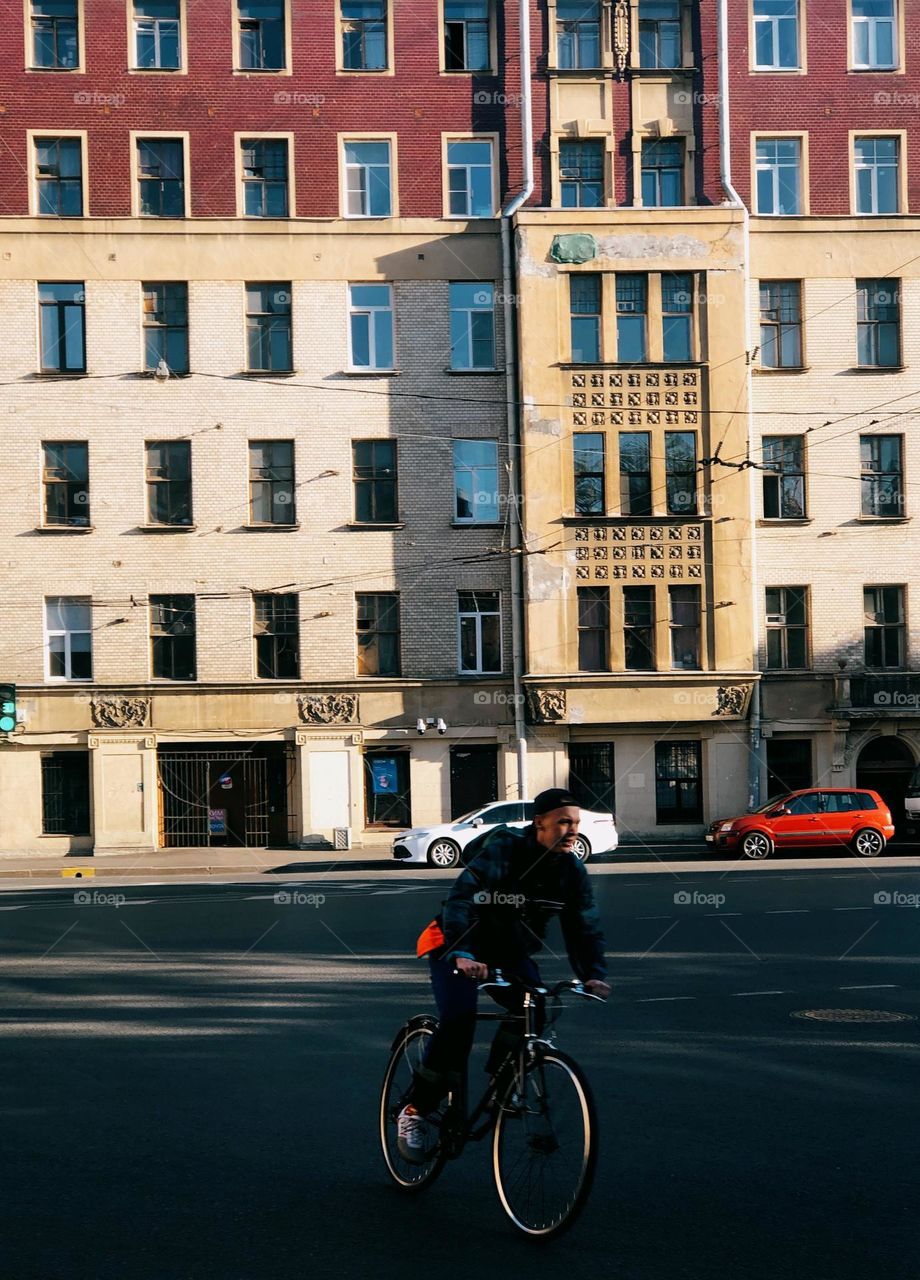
[379,971,604,1240]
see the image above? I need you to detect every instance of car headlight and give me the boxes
[719,822,734,832]
[413,831,431,840]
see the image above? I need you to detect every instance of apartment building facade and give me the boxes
[0,0,530,853]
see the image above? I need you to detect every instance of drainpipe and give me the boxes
[501,0,534,800]
[717,0,761,810]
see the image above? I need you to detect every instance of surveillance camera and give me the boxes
[416,718,426,735]
[436,718,447,735]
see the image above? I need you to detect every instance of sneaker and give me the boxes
[397,1104,434,1165]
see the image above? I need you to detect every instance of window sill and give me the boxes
[756,518,812,527]
[847,365,905,373]
[138,523,197,533]
[558,360,705,370]
[346,521,405,530]
[629,64,697,75]
[439,67,497,77]
[753,365,810,375]
[750,66,806,73]
[34,524,94,534]
[241,369,296,378]
[340,368,401,377]
[32,371,87,380]
[445,367,503,375]
[451,521,504,528]
[853,516,911,525]
[242,522,301,531]
[128,66,184,73]
[26,66,83,73]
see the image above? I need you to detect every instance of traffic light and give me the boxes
[0,685,16,734]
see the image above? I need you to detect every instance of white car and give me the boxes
[392,800,618,868]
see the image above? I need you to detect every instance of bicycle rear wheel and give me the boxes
[379,1024,448,1190]
[492,1047,597,1239]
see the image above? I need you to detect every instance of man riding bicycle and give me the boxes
[398,788,610,1163]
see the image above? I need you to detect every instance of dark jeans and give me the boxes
[405,954,542,1116]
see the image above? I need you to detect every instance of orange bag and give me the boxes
[416,919,446,958]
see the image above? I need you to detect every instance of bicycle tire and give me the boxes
[379,1025,448,1191]
[492,1046,598,1239]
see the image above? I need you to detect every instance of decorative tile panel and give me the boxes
[570,523,704,583]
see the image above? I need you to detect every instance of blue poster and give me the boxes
[371,758,398,794]
[209,808,227,834]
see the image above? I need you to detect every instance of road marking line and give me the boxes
[636,915,673,920]
[732,990,788,996]
[833,906,871,911]
[635,996,697,1003]
[706,911,742,916]
[765,909,810,914]
[838,984,899,990]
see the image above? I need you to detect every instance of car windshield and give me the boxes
[753,793,793,813]
[452,808,487,824]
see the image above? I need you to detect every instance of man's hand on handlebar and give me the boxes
[455,956,489,982]
[584,979,611,1000]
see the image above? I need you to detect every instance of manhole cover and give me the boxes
[791,1008,916,1024]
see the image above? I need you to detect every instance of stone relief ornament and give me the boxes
[525,688,567,724]
[614,0,630,73]
[713,685,752,717]
[90,697,150,728]
[297,693,358,725]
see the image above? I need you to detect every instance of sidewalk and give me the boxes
[0,845,394,879]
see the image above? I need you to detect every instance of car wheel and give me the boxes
[571,836,591,863]
[427,838,461,869]
[852,827,885,857]
[740,830,773,859]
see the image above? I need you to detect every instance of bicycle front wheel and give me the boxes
[492,1047,597,1239]
[379,1024,448,1191]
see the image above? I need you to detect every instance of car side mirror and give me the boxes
[772,805,790,817]
[471,817,484,828]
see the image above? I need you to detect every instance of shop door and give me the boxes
[449,745,499,819]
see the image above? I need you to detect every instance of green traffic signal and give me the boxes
[0,684,16,733]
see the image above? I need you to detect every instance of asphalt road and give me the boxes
[3,862,919,1280]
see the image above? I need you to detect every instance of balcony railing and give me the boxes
[843,673,920,711]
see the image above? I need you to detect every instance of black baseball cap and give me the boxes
[533,788,579,816]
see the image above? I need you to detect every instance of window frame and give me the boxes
[28,130,86,217]
[559,138,606,209]
[41,440,90,528]
[655,740,703,824]
[848,0,900,70]
[37,281,86,374]
[253,592,300,679]
[341,134,397,218]
[130,131,190,218]
[356,592,401,677]
[765,585,809,670]
[128,0,186,73]
[145,439,193,527]
[347,282,395,370]
[863,584,906,669]
[41,750,91,835]
[619,430,653,517]
[860,434,904,518]
[665,430,697,515]
[623,585,657,672]
[453,438,500,524]
[850,131,906,216]
[244,282,293,374]
[636,0,684,69]
[44,595,92,682]
[248,438,296,525]
[234,0,291,73]
[615,272,649,362]
[142,280,189,375]
[555,0,602,70]
[759,279,803,369]
[751,0,803,71]
[573,431,606,516]
[752,133,807,215]
[149,593,197,681]
[569,272,602,364]
[27,0,84,71]
[669,583,702,670]
[443,134,498,219]
[761,435,806,520]
[352,438,398,524]
[236,133,293,218]
[457,589,503,675]
[856,277,901,368]
[441,0,495,73]
[640,137,685,208]
[338,0,394,74]
[449,281,496,371]
[577,584,611,672]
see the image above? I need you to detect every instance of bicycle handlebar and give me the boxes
[471,968,607,1003]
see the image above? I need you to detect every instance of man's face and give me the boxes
[534,805,581,853]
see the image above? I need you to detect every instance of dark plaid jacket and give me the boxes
[438,824,607,982]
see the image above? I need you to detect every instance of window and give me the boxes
[34,138,82,215]
[353,439,397,522]
[755,138,801,215]
[574,432,605,515]
[31,1,78,69]
[759,280,802,367]
[570,274,601,363]
[665,431,697,514]
[616,274,648,361]
[364,748,410,826]
[762,436,805,518]
[856,279,900,367]
[133,1,180,69]
[860,435,903,517]
[45,596,92,680]
[449,282,495,369]
[556,0,600,68]
[142,282,188,373]
[245,283,292,371]
[249,440,295,524]
[569,742,615,814]
[242,139,289,216]
[150,594,196,680]
[577,586,610,671]
[765,586,808,668]
[445,0,490,70]
[854,137,899,214]
[458,590,501,674]
[852,0,896,68]
[619,432,652,515]
[254,593,299,678]
[662,273,692,360]
[43,442,89,527]
[560,140,604,208]
[348,284,394,369]
[356,592,400,676]
[864,585,905,668]
[344,140,392,217]
[146,441,192,525]
[238,0,285,69]
[137,139,185,217]
[753,0,799,68]
[447,140,495,217]
[39,282,85,373]
[41,752,90,835]
[670,585,701,669]
[655,741,702,823]
[342,0,387,70]
[765,739,812,796]
[641,138,684,207]
[454,439,498,522]
[639,0,681,67]
[785,792,819,815]
[624,586,656,670]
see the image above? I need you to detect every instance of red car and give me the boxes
[705,788,894,859]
